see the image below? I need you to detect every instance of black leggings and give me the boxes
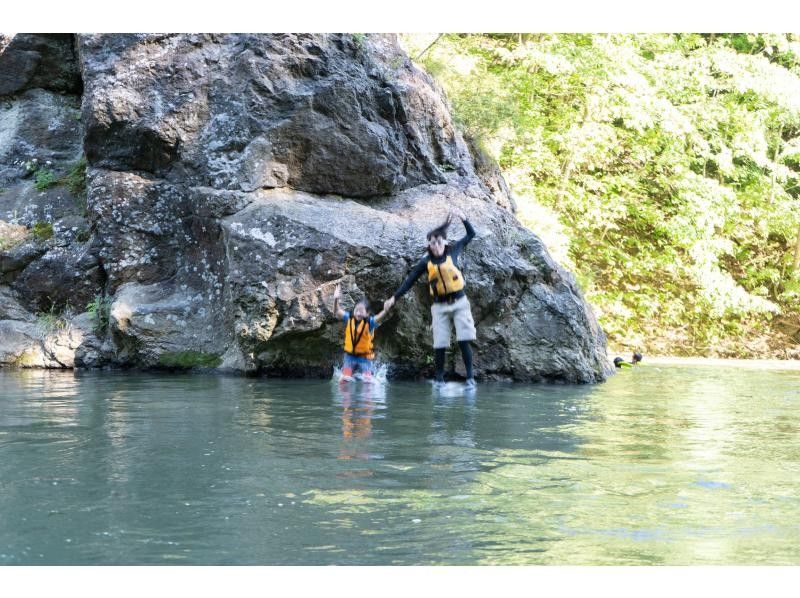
[434,341,474,381]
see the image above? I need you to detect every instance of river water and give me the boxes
[1,364,798,565]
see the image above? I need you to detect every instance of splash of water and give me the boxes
[332,360,389,384]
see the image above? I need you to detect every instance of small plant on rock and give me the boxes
[86,293,112,333]
[31,221,54,241]
[36,304,69,333]
[352,33,366,51]
[63,156,87,197]
[34,168,58,191]
[63,156,88,215]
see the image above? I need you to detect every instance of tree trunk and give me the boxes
[768,122,783,205]
[415,34,443,61]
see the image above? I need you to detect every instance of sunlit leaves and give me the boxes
[399,33,800,356]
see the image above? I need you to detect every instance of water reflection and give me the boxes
[1,366,799,564]
[0,369,81,428]
[334,381,386,474]
[428,393,478,473]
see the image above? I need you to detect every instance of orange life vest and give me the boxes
[343,316,374,359]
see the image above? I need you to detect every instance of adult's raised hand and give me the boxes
[450,206,466,221]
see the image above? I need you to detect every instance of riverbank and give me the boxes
[610,354,800,370]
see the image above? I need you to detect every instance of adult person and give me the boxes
[383,207,477,388]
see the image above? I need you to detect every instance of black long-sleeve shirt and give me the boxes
[393,219,476,300]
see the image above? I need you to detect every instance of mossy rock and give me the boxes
[31,221,54,240]
[157,350,222,369]
[14,349,42,367]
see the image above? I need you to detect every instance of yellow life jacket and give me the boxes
[343,316,374,359]
[427,255,465,298]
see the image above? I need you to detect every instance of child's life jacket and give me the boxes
[343,314,375,359]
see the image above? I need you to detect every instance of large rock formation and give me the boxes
[0,33,613,382]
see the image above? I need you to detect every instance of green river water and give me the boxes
[1,364,798,565]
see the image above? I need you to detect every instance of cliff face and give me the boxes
[0,33,613,382]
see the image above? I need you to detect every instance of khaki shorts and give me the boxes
[431,295,476,349]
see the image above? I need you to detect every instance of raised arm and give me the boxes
[374,304,391,324]
[449,207,475,254]
[332,284,346,319]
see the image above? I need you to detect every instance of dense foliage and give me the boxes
[401,33,800,357]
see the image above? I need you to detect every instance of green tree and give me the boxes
[401,33,800,357]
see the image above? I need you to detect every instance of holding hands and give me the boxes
[329,282,394,323]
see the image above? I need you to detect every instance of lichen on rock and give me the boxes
[0,33,613,382]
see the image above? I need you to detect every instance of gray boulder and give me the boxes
[12,242,102,313]
[77,34,462,197]
[107,281,230,370]
[0,34,81,97]
[0,317,84,368]
[0,89,83,183]
[1,238,46,282]
[0,286,35,322]
[220,185,610,382]
[0,33,612,382]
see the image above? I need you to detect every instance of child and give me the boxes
[332,284,391,382]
